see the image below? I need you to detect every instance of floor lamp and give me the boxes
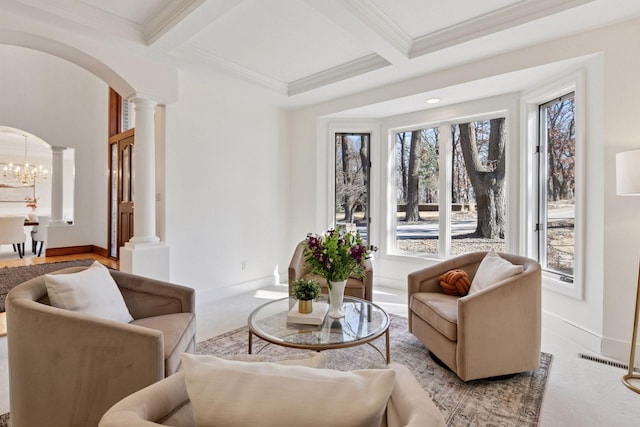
[617,148,640,394]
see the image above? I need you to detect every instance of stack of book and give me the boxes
[286,302,329,325]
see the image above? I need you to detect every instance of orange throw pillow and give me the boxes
[439,269,471,296]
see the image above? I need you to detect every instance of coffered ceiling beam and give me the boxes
[144,0,242,49]
[410,0,596,58]
[303,0,411,65]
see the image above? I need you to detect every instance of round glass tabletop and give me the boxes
[247,296,390,359]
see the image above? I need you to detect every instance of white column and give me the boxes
[128,96,159,245]
[120,96,169,281]
[49,146,66,225]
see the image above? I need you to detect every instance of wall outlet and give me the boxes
[241,260,247,270]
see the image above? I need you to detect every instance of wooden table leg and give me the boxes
[248,330,253,354]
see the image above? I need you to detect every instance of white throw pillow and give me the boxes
[44,261,133,323]
[221,352,327,368]
[182,353,395,427]
[468,250,524,295]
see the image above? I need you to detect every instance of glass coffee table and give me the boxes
[248,296,391,363]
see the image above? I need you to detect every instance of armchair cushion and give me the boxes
[468,250,523,294]
[44,261,133,323]
[410,293,458,341]
[182,353,395,427]
[131,312,196,375]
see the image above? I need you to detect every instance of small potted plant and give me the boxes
[291,278,321,314]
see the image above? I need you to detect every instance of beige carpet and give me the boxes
[197,314,552,427]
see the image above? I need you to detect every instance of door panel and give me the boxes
[108,128,135,259]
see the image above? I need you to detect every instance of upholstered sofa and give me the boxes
[99,356,446,427]
[6,264,196,427]
[289,241,373,302]
[408,251,541,381]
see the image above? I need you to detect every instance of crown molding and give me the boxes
[288,53,390,96]
[183,43,288,95]
[410,0,595,58]
[9,0,143,42]
[143,0,207,46]
[340,0,412,59]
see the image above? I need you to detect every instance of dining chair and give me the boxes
[31,215,50,257]
[0,215,27,258]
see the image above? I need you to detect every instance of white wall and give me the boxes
[164,69,290,301]
[289,18,640,362]
[0,45,108,249]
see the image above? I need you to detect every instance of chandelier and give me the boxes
[3,134,48,185]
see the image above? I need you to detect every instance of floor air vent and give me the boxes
[578,353,639,372]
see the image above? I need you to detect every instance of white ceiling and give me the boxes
[5,0,640,113]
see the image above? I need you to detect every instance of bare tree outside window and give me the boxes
[335,133,369,240]
[451,118,506,255]
[395,128,439,256]
[393,118,508,257]
[539,93,575,277]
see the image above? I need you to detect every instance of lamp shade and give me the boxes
[616,149,640,195]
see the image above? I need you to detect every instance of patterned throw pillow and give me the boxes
[439,269,471,296]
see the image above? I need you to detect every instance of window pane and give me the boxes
[335,133,369,240]
[451,119,506,255]
[540,94,575,276]
[394,128,439,256]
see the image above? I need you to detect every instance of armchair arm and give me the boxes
[7,298,165,427]
[456,261,541,380]
[288,242,310,286]
[99,371,192,427]
[385,362,446,427]
[110,270,195,319]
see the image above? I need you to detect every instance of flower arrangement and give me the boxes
[290,279,321,301]
[25,196,38,210]
[303,226,374,289]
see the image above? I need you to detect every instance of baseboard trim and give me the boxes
[92,245,109,258]
[196,275,277,307]
[374,275,406,290]
[45,245,109,258]
[542,309,602,353]
[601,336,640,368]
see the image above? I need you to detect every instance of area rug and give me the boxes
[0,259,95,312]
[0,315,552,427]
[197,314,552,427]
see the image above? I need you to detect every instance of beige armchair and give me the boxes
[99,362,445,427]
[408,251,541,381]
[288,241,373,302]
[6,266,196,427]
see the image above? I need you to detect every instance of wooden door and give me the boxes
[108,128,135,259]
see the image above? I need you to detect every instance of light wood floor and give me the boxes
[0,252,117,270]
[0,252,118,336]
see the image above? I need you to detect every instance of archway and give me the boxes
[0,127,53,216]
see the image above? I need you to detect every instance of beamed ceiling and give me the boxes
[3,0,640,111]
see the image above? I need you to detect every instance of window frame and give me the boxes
[334,132,371,241]
[324,121,380,247]
[521,72,585,300]
[387,110,513,259]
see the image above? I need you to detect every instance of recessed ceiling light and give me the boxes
[426,98,440,104]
